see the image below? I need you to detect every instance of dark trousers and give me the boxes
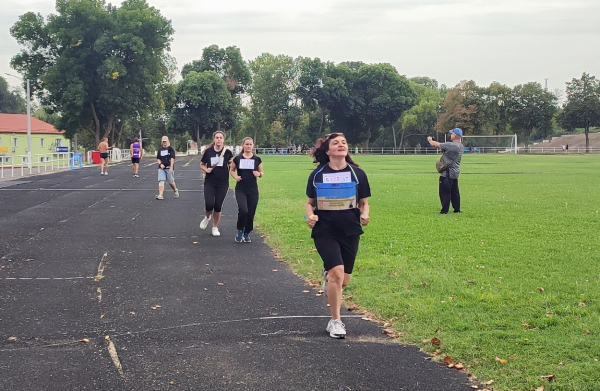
[204,183,228,213]
[235,188,259,234]
[439,176,460,213]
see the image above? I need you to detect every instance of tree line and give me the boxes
[6,0,600,152]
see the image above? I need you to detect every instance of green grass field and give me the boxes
[253,153,600,391]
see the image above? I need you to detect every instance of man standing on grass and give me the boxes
[427,128,463,214]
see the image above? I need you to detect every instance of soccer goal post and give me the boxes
[460,134,518,154]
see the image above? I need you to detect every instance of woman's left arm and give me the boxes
[358,198,370,226]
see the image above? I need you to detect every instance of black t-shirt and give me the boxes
[201,147,234,186]
[306,163,371,238]
[233,154,262,192]
[156,146,176,168]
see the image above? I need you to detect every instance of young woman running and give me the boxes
[130,138,143,177]
[229,137,263,243]
[304,133,371,339]
[199,131,234,237]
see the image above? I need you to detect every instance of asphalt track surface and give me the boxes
[0,157,475,391]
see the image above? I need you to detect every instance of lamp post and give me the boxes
[5,73,32,171]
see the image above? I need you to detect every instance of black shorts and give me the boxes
[131,158,140,164]
[314,235,360,274]
[100,152,109,159]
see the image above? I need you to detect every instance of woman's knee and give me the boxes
[328,266,345,284]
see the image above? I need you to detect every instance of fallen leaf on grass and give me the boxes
[431,337,441,346]
[540,374,555,381]
[482,380,494,386]
[522,322,532,328]
[467,280,475,284]
[579,302,586,307]
[584,329,590,335]
[444,356,454,365]
[495,357,508,364]
[455,363,465,370]
[534,387,545,391]
[432,349,442,357]
[537,287,545,292]
[434,327,441,333]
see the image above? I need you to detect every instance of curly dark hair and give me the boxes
[310,133,359,167]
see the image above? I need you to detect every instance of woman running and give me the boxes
[229,137,263,243]
[304,133,371,339]
[199,131,234,237]
[130,138,143,177]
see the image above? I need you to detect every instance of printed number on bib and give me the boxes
[160,150,169,156]
[211,156,224,167]
[316,182,357,210]
[239,159,255,170]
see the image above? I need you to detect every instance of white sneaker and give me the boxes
[211,227,220,237]
[326,319,346,339]
[155,194,163,200]
[200,216,211,229]
[174,190,179,198]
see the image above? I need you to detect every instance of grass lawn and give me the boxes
[254,153,600,391]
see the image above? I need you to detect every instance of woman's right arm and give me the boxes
[305,198,318,228]
[230,161,241,181]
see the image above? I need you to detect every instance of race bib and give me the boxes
[315,182,357,210]
[211,156,224,167]
[160,150,169,156]
[322,172,351,183]
[239,159,255,170]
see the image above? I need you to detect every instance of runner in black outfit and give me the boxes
[199,131,234,237]
[230,137,263,243]
[304,133,371,339]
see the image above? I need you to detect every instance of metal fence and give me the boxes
[255,146,600,155]
[0,152,72,179]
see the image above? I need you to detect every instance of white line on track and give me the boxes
[0,315,367,351]
[0,188,201,192]
[0,277,94,281]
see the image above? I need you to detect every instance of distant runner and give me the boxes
[130,138,143,178]
[305,133,371,339]
[155,136,179,200]
[97,138,113,175]
[230,137,263,243]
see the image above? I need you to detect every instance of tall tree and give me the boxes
[509,82,557,147]
[182,45,251,96]
[396,80,442,148]
[10,0,174,144]
[559,72,600,152]
[436,81,485,136]
[175,71,232,142]
[248,53,297,142]
[0,76,26,114]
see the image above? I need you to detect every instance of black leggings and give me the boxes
[204,183,228,213]
[235,188,259,234]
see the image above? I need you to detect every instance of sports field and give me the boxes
[255,153,600,391]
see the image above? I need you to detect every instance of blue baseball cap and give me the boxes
[449,128,463,137]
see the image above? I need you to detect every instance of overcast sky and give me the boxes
[1,0,598,96]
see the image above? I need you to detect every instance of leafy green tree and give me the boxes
[182,45,251,96]
[0,76,26,113]
[559,72,600,152]
[396,80,442,147]
[248,53,297,142]
[175,71,232,142]
[481,82,512,135]
[509,82,557,147]
[436,81,485,136]
[352,63,416,147]
[10,0,174,144]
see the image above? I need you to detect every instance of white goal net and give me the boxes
[461,134,518,154]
